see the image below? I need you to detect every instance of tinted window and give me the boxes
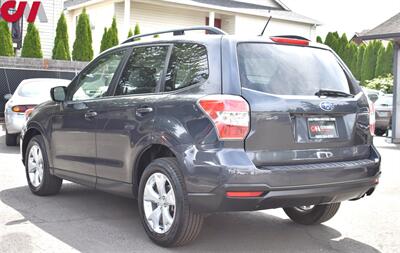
[70,50,126,101]
[18,83,59,100]
[165,43,208,91]
[115,46,169,96]
[237,43,351,96]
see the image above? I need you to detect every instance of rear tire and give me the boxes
[5,131,18,146]
[375,129,386,136]
[25,135,62,196]
[283,203,340,225]
[138,158,204,247]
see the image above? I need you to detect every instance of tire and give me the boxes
[25,135,62,196]
[375,129,386,136]
[283,203,341,225]
[138,158,204,247]
[5,131,18,146]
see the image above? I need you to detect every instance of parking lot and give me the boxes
[0,128,399,253]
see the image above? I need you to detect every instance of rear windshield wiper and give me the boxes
[315,89,354,98]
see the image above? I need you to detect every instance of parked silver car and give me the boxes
[375,94,393,136]
[4,78,71,146]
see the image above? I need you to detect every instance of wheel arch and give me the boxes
[132,142,178,197]
[22,123,47,165]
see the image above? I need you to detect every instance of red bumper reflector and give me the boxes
[226,191,263,198]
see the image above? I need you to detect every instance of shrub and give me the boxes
[52,13,70,60]
[21,23,43,58]
[100,28,110,53]
[72,8,93,61]
[364,74,394,93]
[108,17,119,47]
[0,21,14,56]
[134,23,141,41]
[128,28,133,38]
[316,36,323,43]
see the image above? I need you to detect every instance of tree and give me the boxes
[375,46,386,77]
[384,42,394,75]
[316,36,323,43]
[337,33,348,59]
[355,44,365,80]
[343,42,358,75]
[361,41,381,82]
[134,23,141,41]
[72,8,93,61]
[52,13,70,60]
[324,32,339,53]
[0,21,14,56]
[21,23,43,58]
[128,28,133,38]
[53,40,68,60]
[100,28,110,52]
[108,17,119,46]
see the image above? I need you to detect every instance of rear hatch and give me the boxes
[237,41,372,166]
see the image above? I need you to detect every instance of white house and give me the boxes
[63,0,321,55]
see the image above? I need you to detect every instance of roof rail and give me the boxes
[271,35,311,41]
[122,26,227,44]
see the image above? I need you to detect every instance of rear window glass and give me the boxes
[18,83,56,99]
[237,43,351,96]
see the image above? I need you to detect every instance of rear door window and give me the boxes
[115,45,169,96]
[237,43,351,96]
[164,43,209,91]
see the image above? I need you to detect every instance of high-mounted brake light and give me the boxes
[270,37,309,46]
[198,95,250,140]
[369,101,376,136]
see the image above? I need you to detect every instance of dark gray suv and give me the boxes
[21,27,381,247]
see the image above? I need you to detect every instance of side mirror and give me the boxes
[50,86,67,102]
[368,94,379,103]
[3,94,12,100]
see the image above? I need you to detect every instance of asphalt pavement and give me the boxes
[0,128,399,253]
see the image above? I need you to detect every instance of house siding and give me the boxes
[235,14,316,39]
[19,0,64,59]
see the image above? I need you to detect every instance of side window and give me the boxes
[165,43,209,91]
[115,46,169,96]
[70,50,126,101]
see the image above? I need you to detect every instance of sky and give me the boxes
[282,0,400,40]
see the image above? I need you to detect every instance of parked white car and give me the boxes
[4,78,71,146]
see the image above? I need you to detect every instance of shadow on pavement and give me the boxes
[0,135,20,155]
[0,184,381,253]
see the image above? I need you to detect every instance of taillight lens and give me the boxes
[198,95,250,140]
[25,108,35,119]
[369,101,376,136]
[12,105,35,113]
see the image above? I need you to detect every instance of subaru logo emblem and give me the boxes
[320,102,335,111]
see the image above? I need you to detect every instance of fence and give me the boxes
[0,57,88,118]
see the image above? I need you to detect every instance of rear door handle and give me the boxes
[84,111,98,120]
[136,107,153,116]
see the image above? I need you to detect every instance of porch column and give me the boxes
[124,0,131,36]
[208,11,215,27]
[392,41,400,143]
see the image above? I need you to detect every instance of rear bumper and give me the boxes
[4,111,25,134]
[184,146,381,212]
[188,175,379,212]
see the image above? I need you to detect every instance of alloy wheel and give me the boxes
[27,144,44,187]
[143,172,176,234]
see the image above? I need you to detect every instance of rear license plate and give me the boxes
[307,117,338,139]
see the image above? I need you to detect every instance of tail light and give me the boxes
[198,95,250,140]
[12,105,35,113]
[369,101,376,136]
[25,108,35,119]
